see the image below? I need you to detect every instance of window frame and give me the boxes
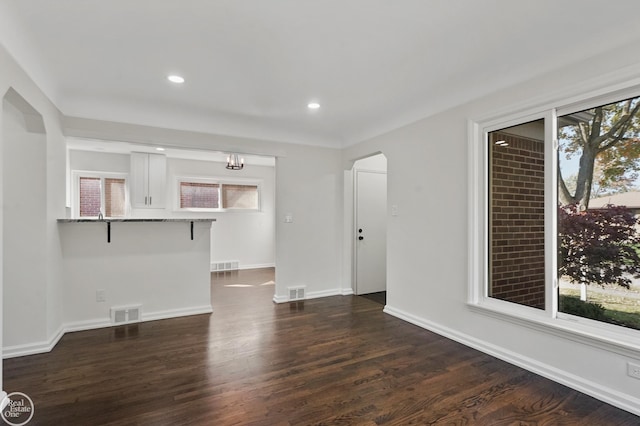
[71,170,130,219]
[174,176,262,212]
[469,83,640,357]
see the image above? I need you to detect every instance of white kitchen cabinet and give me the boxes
[130,152,166,208]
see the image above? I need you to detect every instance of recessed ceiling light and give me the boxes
[307,102,320,110]
[167,75,185,84]
[155,147,165,151]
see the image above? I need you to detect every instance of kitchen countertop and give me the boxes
[57,218,216,223]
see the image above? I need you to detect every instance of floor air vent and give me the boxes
[288,286,306,301]
[110,305,142,324]
[211,260,240,272]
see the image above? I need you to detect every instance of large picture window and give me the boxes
[557,95,640,331]
[471,85,640,348]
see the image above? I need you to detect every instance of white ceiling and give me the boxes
[3,1,640,148]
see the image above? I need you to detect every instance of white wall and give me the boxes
[343,43,640,415]
[275,143,344,300]
[68,150,276,269]
[354,153,387,172]
[0,45,67,370]
[2,96,47,348]
[69,150,130,174]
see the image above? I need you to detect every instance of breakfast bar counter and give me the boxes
[57,218,216,329]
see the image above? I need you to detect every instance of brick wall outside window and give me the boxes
[105,178,126,217]
[489,131,545,309]
[79,177,101,217]
[222,184,258,209]
[180,182,219,208]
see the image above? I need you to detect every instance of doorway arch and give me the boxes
[345,153,387,300]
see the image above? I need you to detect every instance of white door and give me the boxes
[355,170,387,295]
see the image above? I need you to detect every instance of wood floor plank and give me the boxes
[3,268,639,425]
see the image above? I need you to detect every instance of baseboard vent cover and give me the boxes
[110,305,142,325]
[288,286,306,301]
[211,260,240,272]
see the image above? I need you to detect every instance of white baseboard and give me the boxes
[142,305,213,322]
[2,325,65,359]
[341,287,354,296]
[3,305,213,359]
[383,305,640,417]
[64,319,113,334]
[240,263,275,270]
[273,288,346,303]
[306,288,342,300]
[272,294,288,303]
[210,262,275,272]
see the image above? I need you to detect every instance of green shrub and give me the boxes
[559,295,606,320]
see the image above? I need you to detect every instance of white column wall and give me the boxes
[0,45,67,373]
[2,98,47,348]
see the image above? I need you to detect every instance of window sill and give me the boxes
[467,302,640,359]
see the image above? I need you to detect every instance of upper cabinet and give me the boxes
[130,152,166,209]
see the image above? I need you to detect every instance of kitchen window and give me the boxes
[177,178,260,211]
[180,182,220,209]
[74,172,128,218]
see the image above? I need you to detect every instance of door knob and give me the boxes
[358,236,364,240]
[358,228,363,233]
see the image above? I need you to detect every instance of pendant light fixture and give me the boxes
[226,153,244,170]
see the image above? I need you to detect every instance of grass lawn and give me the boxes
[560,288,640,330]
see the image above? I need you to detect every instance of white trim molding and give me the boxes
[2,305,213,359]
[272,288,347,303]
[341,287,354,296]
[142,305,213,323]
[2,325,65,359]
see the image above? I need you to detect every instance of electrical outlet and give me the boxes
[628,361,640,380]
[96,289,106,303]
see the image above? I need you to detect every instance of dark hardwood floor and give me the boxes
[359,291,386,306]
[3,268,639,425]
